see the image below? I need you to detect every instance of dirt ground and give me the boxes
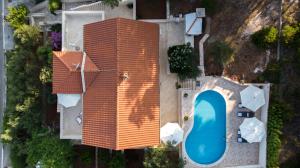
[206,0,280,82]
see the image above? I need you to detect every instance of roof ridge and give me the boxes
[84,71,99,92]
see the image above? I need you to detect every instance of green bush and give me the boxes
[103,0,121,8]
[267,100,292,168]
[26,133,73,168]
[39,67,52,84]
[143,144,185,168]
[49,0,61,13]
[282,25,299,45]
[108,151,125,168]
[251,27,278,49]
[14,25,41,47]
[208,41,234,68]
[10,144,27,168]
[5,4,29,29]
[168,43,201,80]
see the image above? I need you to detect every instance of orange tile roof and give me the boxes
[52,51,99,93]
[53,18,160,150]
[83,18,160,150]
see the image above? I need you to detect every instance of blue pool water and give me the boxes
[185,90,226,165]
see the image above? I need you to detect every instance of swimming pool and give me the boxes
[184,90,226,166]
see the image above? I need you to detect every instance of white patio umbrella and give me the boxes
[160,123,184,146]
[239,117,266,143]
[57,94,81,108]
[240,85,265,112]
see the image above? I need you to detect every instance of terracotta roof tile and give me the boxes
[52,51,99,93]
[82,18,160,150]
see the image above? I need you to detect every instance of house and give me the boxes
[52,18,160,150]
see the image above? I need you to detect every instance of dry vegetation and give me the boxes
[206,0,280,81]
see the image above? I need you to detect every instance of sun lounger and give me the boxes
[237,111,255,118]
[237,129,248,143]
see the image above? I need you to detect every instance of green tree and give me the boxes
[168,43,201,80]
[208,41,234,68]
[49,0,61,13]
[5,4,29,29]
[102,0,121,8]
[26,133,73,168]
[282,25,299,45]
[14,25,41,47]
[143,144,185,168]
[251,27,278,49]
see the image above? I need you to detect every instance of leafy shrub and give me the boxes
[282,25,299,45]
[10,144,27,168]
[39,67,52,84]
[108,151,125,168]
[143,144,185,168]
[49,0,61,13]
[26,133,73,168]
[267,100,292,168]
[14,25,41,47]
[5,4,29,29]
[168,43,200,80]
[98,149,125,168]
[103,0,121,8]
[251,27,278,49]
[208,41,234,68]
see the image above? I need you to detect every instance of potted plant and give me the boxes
[183,93,188,98]
[184,115,189,121]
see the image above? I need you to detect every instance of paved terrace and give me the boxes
[179,76,269,168]
[154,21,185,127]
[59,97,82,139]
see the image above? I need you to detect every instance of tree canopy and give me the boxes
[26,133,73,168]
[251,26,278,49]
[5,4,29,29]
[168,43,201,80]
[208,41,234,68]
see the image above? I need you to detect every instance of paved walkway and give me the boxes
[156,21,185,126]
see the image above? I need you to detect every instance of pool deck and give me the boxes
[179,76,270,168]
